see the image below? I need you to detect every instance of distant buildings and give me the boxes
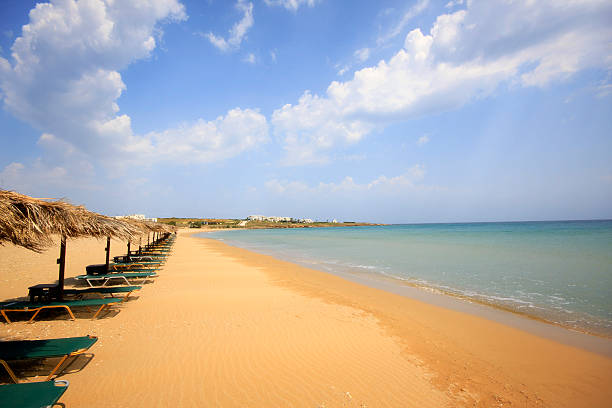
[247,215,315,223]
[115,214,158,223]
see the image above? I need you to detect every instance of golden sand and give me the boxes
[1,229,611,407]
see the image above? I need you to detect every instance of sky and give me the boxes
[0,0,611,223]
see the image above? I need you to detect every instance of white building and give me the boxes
[247,215,292,222]
[115,214,158,222]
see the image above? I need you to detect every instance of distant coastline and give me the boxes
[158,217,385,229]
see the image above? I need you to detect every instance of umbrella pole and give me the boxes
[147,233,150,246]
[127,241,131,262]
[57,235,66,300]
[139,237,142,255]
[105,236,111,273]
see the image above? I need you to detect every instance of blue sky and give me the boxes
[0,0,611,223]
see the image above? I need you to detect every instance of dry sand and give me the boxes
[1,229,611,407]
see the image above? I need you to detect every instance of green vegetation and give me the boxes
[158,218,243,228]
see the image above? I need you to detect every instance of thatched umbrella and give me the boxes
[0,190,140,299]
[104,217,148,265]
[102,218,175,266]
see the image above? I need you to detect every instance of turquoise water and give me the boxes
[201,221,612,336]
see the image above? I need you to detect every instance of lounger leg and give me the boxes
[92,304,106,319]
[0,310,11,324]
[46,355,69,381]
[64,306,76,320]
[29,308,42,322]
[86,279,94,287]
[0,359,19,383]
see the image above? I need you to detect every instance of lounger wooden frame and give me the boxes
[64,287,140,302]
[0,301,116,323]
[0,336,97,383]
[78,273,157,287]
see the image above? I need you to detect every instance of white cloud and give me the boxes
[244,53,256,64]
[445,0,464,9]
[0,157,97,193]
[272,0,612,164]
[265,165,427,195]
[416,135,430,146]
[337,65,349,76]
[205,0,253,52]
[264,0,319,12]
[130,108,269,164]
[0,0,185,153]
[377,0,430,46]
[0,0,268,176]
[272,91,374,165]
[596,83,612,98]
[354,47,371,63]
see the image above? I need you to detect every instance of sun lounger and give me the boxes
[107,264,160,272]
[86,264,159,275]
[0,298,121,323]
[63,285,141,301]
[0,335,97,383]
[114,255,165,263]
[0,380,68,408]
[75,272,158,287]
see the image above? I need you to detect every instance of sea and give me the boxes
[200,220,612,337]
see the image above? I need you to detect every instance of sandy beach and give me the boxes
[1,229,611,407]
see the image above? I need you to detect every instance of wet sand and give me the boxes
[1,229,611,407]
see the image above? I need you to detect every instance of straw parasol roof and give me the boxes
[0,190,140,252]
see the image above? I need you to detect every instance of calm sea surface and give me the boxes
[200,221,612,336]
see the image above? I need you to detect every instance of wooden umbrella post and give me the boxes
[56,235,66,300]
[127,241,131,262]
[105,236,111,273]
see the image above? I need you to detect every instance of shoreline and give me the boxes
[200,228,612,343]
[200,233,612,357]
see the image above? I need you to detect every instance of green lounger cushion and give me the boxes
[0,380,68,408]
[63,286,142,296]
[75,272,157,280]
[0,335,97,360]
[108,267,159,273]
[0,298,121,310]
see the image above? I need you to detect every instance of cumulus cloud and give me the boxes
[0,0,268,174]
[205,0,253,52]
[263,0,319,12]
[0,0,185,153]
[272,0,612,164]
[272,91,374,164]
[131,108,269,164]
